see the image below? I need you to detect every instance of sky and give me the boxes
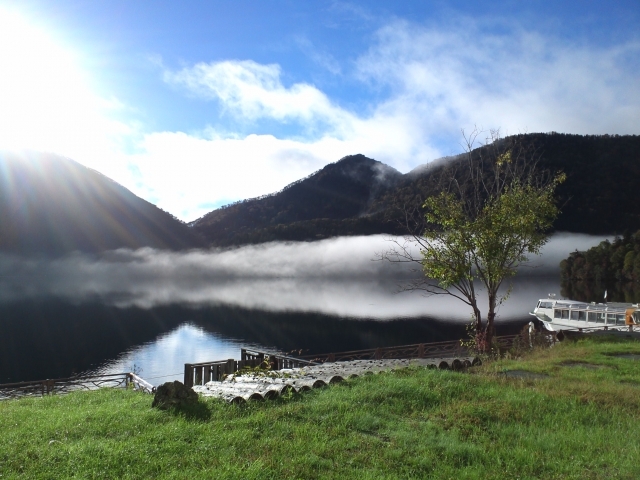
[1,1,638,222]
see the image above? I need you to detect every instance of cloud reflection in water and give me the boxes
[0,233,608,320]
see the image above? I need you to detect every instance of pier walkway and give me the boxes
[193,356,480,403]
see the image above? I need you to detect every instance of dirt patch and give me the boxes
[606,353,640,360]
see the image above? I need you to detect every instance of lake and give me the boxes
[0,233,608,384]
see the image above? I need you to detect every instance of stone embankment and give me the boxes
[193,356,480,403]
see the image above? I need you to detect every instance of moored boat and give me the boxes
[530,296,640,331]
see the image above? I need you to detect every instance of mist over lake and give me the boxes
[0,233,607,383]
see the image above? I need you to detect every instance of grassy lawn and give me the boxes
[2,336,640,479]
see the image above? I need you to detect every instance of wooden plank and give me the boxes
[183,364,193,388]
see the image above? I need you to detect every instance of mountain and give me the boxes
[0,151,205,255]
[190,154,404,245]
[529,133,640,233]
[192,134,640,246]
[3,134,637,254]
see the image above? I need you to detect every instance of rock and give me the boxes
[152,380,199,410]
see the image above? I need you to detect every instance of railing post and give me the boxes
[226,359,235,378]
[184,364,193,388]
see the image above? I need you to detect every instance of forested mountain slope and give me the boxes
[3,134,636,254]
[191,154,404,245]
[192,134,640,246]
[0,151,205,255]
[533,133,640,233]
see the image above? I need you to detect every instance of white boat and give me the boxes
[530,296,640,332]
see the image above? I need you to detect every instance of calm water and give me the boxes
[0,234,608,384]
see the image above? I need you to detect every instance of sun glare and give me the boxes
[0,8,126,163]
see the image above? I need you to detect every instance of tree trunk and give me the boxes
[485,310,496,350]
[472,305,488,353]
[473,305,482,333]
[485,292,497,351]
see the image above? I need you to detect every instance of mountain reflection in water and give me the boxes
[0,234,609,383]
[0,299,528,384]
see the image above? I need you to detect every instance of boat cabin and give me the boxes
[531,298,640,331]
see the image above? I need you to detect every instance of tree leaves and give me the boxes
[413,131,564,345]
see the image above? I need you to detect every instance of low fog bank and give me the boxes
[531,232,611,273]
[0,233,607,319]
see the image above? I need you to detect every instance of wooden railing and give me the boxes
[185,336,529,388]
[187,328,631,388]
[127,373,155,394]
[295,336,524,363]
[184,350,317,388]
[296,339,469,363]
[241,348,318,370]
[184,359,239,388]
[0,372,155,400]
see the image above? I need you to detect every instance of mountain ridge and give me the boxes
[0,151,206,255]
[191,133,640,246]
[2,133,639,254]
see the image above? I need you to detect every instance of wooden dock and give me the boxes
[184,335,523,388]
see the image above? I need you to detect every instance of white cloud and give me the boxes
[295,36,343,75]
[356,19,640,136]
[2,10,638,222]
[165,60,348,128]
[128,122,431,221]
[137,18,639,220]
[128,59,436,220]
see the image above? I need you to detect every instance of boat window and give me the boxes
[634,312,640,323]
[540,302,553,309]
[596,313,606,323]
[617,314,625,325]
[587,312,596,322]
[569,310,586,321]
[561,310,569,319]
[554,309,561,319]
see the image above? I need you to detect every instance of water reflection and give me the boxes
[0,277,557,384]
[0,234,609,384]
[89,323,274,384]
[0,233,606,316]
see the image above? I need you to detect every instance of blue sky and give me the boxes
[1,1,639,221]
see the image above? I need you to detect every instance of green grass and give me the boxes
[2,336,640,479]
